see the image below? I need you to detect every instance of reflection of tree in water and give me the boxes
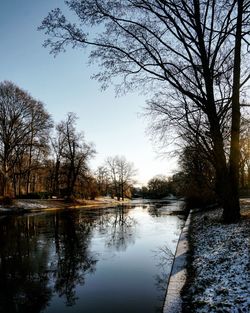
[0,211,97,312]
[153,245,174,313]
[147,201,186,218]
[95,205,137,251]
[148,204,161,217]
[147,202,171,217]
[51,211,97,306]
[0,216,52,313]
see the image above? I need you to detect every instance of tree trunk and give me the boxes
[218,171,240,223]
[209,111,240,223]
[26,170,31,195]
[207,0,243,223]
[54,159,60,195]
[3,162,10,197]
[213,136,241,222]
[223,0,243,223]
[13,173,17,198]
[121,182,124,201]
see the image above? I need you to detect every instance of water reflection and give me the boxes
[153,244,175,308]
[0,216,52,313]
[95,206,136,251]
[0,202,184,313]
[0,212,97,312]
[51,212,97,306]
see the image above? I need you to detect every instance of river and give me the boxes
[0,200,185,313]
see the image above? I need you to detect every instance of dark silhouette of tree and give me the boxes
[39,0,250,222]
[147,175,170,199]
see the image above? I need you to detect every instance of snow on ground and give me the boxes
[0,200,51,212]
[183,207,249,313]
[15,200,49,209]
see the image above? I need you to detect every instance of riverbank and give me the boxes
[0,196,184,215]
[181,200,250,312]
[0,197,131,214]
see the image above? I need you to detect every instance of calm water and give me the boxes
[0,201,185,313]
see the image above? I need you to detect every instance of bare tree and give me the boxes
[39,0,250,222]
[54,113,96,199]
[106,156,136,200]
[0,81,52,197]
[24,101,53,194]
[95,166,110,196]
[50,122,68,195]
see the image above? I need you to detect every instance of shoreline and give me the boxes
[0,197,132,215]
[0,197,185,215]
[163,209,191,313]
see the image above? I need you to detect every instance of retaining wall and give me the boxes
[162,211,192,313]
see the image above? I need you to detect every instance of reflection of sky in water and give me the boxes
[0,202,184,313]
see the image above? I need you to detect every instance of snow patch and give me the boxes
[184,208,249,312]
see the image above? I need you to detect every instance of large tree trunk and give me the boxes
[215,158,240,223]
[210,112,240,223]
[222,182,240,223]
[223,0,243,223]
[204,0,243,223]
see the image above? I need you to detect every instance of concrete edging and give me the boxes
[162,210,192,313]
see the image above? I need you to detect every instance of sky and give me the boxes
[0,0,178,185]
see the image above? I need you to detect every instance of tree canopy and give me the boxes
[39,0,250,222]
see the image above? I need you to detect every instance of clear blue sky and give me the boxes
[0,0,178,184]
